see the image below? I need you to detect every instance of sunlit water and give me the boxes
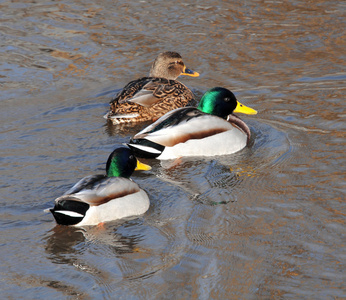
[0,0,345,299]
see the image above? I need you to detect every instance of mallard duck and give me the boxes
[128,87,257,159]
[104,51,199,124]
[49,147,151,226]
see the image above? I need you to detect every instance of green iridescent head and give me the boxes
[106,147,151,178]
[197,87,257,119]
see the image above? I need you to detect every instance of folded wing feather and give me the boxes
[56,176,140,206]
[133,107,235,147]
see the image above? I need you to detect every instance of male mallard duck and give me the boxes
[128,87,257,159]
[49,147,151,226]
[104,51,199,124]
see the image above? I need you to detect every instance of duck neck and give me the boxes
[107,163,121,177]
[106,161,132,178]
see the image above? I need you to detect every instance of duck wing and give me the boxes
[63,174,106,195]
[110,77,153,106]
[57,176,140,206]
[128,78,194,107]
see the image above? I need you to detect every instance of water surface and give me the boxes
[0,0,345,299]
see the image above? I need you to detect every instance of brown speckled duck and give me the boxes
[104,51,199,124]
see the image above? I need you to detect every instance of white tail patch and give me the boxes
[109,113,140,119]
[104,112,140,120]
[54,210,84,218]
[128,143,162,154]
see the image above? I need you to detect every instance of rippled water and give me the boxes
[1,0,345,299]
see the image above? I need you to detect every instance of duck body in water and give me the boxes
[105,51,199,124]
[128,87,257,159]
[49,148,151,226]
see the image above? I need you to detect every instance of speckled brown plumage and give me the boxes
[109,77,195,123]
[105,52,199,124]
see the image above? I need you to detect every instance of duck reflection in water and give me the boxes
[44,219,144,266]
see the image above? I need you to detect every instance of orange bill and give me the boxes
[182,66,199,77]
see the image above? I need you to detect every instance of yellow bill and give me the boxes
[135,159,152,171]
[181,66,199,77]
[234,101,257,115]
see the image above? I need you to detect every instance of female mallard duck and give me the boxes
[128,87,257,159]
[104,51,199,124]
[49,147,151,226]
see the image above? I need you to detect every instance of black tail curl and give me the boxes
[127,139,165,159]
[50,199,89,226]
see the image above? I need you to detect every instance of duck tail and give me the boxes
[50,199,89,226]
[127,139,165,159]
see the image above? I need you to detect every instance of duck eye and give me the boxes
[225,97,231,102]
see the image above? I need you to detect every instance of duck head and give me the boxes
[106,147,151,178]
[149,51,199,80]
[197,87,257,119]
